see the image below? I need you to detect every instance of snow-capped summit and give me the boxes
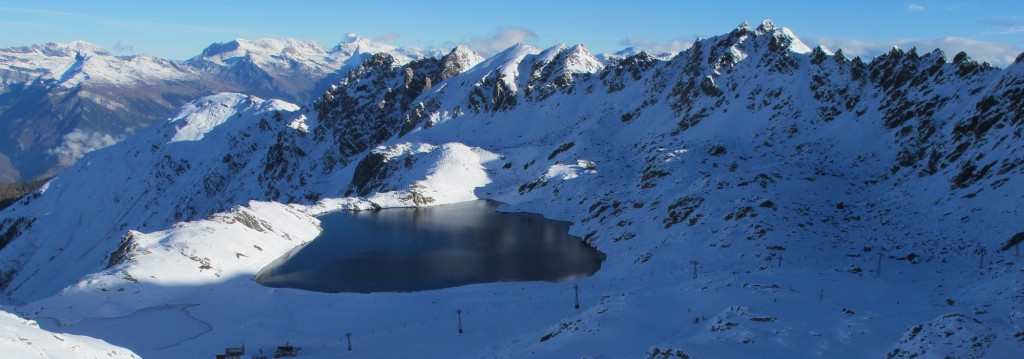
[522,43,604,101]
[439,45,485,80]
[470,43,540,88]
[562,44,604,74]
[330,33,430,66]
[755,18,776,33]
[813,44,834,56]
[0,41,194,88]
[736,20,752,31]
[598,47,677,64]
[533,43,604,75]
[750,19,814,54]
[190,38,330,69]
[169,93,299,143]
[187,35,433,104]
[187,38,339,101]
[63,40,109,55]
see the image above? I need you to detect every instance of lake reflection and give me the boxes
[256,200,604,293]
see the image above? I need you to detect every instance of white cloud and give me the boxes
[619,37,694,55]
[467,27,537,56]
[907,4,925,12]
[992,26,1024,35]
[810,36,1022,67]
[47,130,124,167]
[979,17,1024,35]
[373,32,401,44]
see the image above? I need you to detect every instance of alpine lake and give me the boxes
[256,200,605,293]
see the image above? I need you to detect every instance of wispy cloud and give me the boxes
[1,6,276,44]
[47,130,124,167]
[979,17,1024,35]
[112,40,133,53]
[0,7,87,18]
[0,20,55,29]
[907,4,925,12]
[372,32,401,44]
[619,37,694,54]
[100,19,275,39]
[811,36,1022,67]
[467,27,537,56]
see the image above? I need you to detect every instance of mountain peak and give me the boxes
[168,93,298,143]
[813,44,834,56]
[196,38,325,59]
[64,40,108,54]
[560,43,603,74]
[505,42,536,52]
[536,43,571,63]
[237,38,323,53]
[531,43,603,76]
[439,45,485,80]
[762,20,812,54]
[736,20,751,31]
[568,43,591,55]
[19,41,111,58]
[448,45,478,57]
[479,42,539,66]
[756,19,776,34]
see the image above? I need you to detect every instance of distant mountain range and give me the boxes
[0,34,432,182]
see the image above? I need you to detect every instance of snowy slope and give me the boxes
[0,309,138,358]
[0,20,1022,358]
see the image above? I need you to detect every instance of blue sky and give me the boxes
[1,1,1022,65]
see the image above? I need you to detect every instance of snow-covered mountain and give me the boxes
[0,41,195,87]
[186,34,434,104]
[0,36,429,183]
[0,41,206,183]
[0,20,1022,358]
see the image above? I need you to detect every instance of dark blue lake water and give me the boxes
[256,200,604,293]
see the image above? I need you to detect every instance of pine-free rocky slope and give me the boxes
[0,20,1022,358]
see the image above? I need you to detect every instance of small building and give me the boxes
[274,344,300,358]
[214,344,245,359]
[224,344,244,359]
